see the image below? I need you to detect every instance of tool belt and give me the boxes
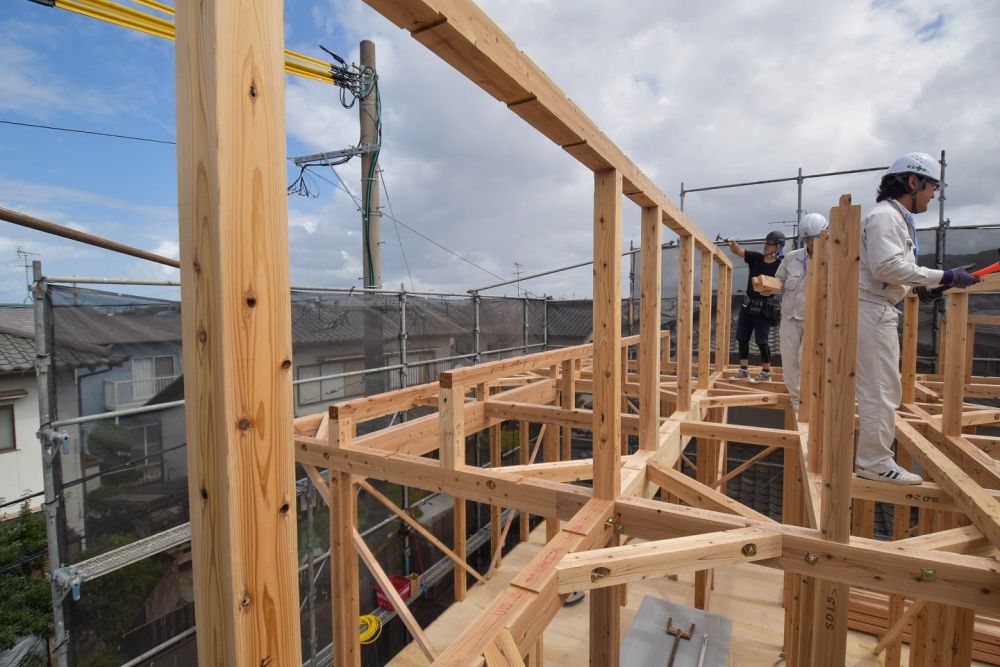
[744,296,781,325]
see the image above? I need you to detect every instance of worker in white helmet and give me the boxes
[775,213,828,417]
[855,152,980,484]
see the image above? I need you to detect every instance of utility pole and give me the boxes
[360,39,386,397]
[360,39,381,289]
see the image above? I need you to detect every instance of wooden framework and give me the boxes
[176,0,1000,664]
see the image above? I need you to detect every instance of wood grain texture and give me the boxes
[677,234,695,410]
[175,0,300,663]
[698,250,713,389]
[638,206,662,451]
[592,169,622,500]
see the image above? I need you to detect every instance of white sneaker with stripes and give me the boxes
[856,462,923,485]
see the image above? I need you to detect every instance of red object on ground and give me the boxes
[374,574,411,611]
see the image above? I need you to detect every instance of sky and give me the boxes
[0,0,998,304]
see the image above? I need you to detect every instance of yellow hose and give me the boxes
[358,614,381,644]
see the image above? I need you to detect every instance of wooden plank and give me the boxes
[639,205,662,451]
[678,419,801,448]
[491,422,503,563]
[896,419,1000,551]
[329,473,359,666]
[942,291,970,435]
[484,401,640,436]
[700,392,785,408]
[900,416,1000,489]
[440,386,466,469]
[969,314,1000,327]
[353,528,438,661]
[357,479,486,584]
[330,380,440,423]
[715,263,732,373]
[555,528,781,592]
[483,628,526,667]
[811,195,861,667]
[592,168,622,501]
[497,459,594,482]
[438,345,587,390]
[752,274,783,294]
[647,460,773,522]
[698,250,713,389]
[560,359,575,460]
[519,420,530,541]
[676,234,695,411]
[175,0,300,661]
[873,599,927,655]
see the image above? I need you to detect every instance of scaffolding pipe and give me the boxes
[473,294,481,364]
[523,297,529,354]
[33,262,71,667]
[2,206,180,268]
[680,164,888,195]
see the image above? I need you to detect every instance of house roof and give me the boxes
[0,305,130,374]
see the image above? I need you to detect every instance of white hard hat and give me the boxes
[799,213,828,239]
[887,152,941,182]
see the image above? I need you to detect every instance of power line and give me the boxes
[0,119,175,145]
[378,168,415,292]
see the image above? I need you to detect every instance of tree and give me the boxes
[0,503,51,650]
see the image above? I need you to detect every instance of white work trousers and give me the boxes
[779,317,804,414]
[855,300,901,470]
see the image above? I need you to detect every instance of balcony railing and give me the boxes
[104,375,180,411]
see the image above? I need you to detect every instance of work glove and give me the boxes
[941,267,981,289]
[914,286,939,303]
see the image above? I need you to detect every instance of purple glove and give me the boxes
[941,267,981,289]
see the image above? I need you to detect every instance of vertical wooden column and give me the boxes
[561,359,576,459]
[638,206,662,451]
[545,365,561,540]
[714,263,731,373]
[942,292,970,436]
[809,195,861,666]
[440,382,468,601]
[329,414,360,666]
[175,1,301,663]
[490,420,503,564]
[519,419,530,541]
[698,251,714,389]
[901,294,919,404]
[695,405,723,609]
[804,232,829,471]
[676,234,695,411]
[591,168,622,667]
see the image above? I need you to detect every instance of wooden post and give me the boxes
[677,234,695,411]
[901,294,919,404]
[804,231,829,471]
[545,366,560,540]
[441,383,468,600]
[175,0,301,662]
[329,414,360,666]
[561,359,575,459]
[714,263,731,373]
[519,419,530,541]
[809,196,861,666]
[639,206,662,450]
[490,421,503,565]
[698,251,713,389]
[591,168,622,667]
[942,292,969,436]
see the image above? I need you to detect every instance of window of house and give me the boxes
[132,355,177,402]
[0,404,14,452]
[126,423,163,482]
[296,358,365,405]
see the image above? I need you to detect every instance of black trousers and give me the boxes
[735,303,772,363]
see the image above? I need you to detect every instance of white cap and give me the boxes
[887,152,941,182]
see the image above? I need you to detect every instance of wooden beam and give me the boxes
[700,392,786,408]
[901,294,919,404]
[614,497,1000,613]
[496,459,594,482]
[357,479,487,585]
[555,528,781,592]
[647,460,773,522]
[698,251,713,389]
[483,628,526,667]
[896,419,1000,551]
[678,419,801,448]
[175,0,300,661]
[353,528,438,661]
[329,471,359,666]
[330,381,440,423]
[715,263,732,373]
[639,205,662,451]
[560,359,575,459]
[592,168,622,501]
[676,234,695,411]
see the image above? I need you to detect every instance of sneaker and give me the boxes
[856,462,923,485]
[729,368,750,381]
[749,371,772,384]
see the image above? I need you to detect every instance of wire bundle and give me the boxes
[358,614,381,644]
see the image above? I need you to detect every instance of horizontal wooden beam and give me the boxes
[895,420,1000,551]
[679,419,802,449]
[698,393,788,409]
[614,496,1000,613]
[439,345,586,389]
[852,476,1000,514]
[555,528,781,593]
[329,381,441,423]
[496,459,594,483]
[296,437,590,520]
[485,400,640,436]
[891,525,989,554]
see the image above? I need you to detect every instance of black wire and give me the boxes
[0,119,175,145]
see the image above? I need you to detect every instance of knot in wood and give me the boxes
[237,417,252,431]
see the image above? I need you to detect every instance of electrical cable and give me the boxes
[378,167,415,292]
[358,614,382,644]
[0,118,175,145]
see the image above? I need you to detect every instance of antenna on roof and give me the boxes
[16,246,39,304]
